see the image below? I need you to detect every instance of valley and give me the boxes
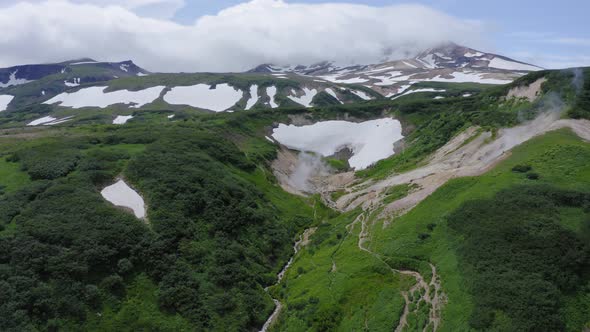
[0,47,589,332]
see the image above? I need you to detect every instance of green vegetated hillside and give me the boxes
[0,67,588,332]
[0,117,329,331]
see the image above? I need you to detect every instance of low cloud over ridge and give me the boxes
[0,0,483,72]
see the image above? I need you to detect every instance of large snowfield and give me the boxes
[0,95,14,111]
[488,57,540,71]
[272,118,404,170]
[44,86,165,109]
[163,83,243,112]
[100,180,146,219]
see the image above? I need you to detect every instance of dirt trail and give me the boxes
[336,114,590,218]
[349,210,445,332]
[260,227,316,332]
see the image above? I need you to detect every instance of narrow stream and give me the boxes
[260,228,314,332]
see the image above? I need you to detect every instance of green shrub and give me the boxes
[447,185,590,331]
[511,164,532,173]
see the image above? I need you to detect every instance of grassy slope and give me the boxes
[368,129,590,331]
[0,158,30,193]
[267,128,590,332]
[271,211,408,331]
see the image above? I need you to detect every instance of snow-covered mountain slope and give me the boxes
[0,44,541,119]
[0,66,383,113]
[249,43,541,98]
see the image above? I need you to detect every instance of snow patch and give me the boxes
[428,72,512,85]
[69,60,99,65]
[392,88,445,100]
[402,61,417,69]
[324,88,343,104]
[113,115,134,124]
[0,95,14,112]
[351,90,373,100]
[417,54,437,69]
[435,52,452,60]
[488,57,540,71]
[64,78,81,87]
[101,180,146,219]
[245,85,260,110]
[44,86,164,109]
[164,84,242,112]
[288,88,317,108]
[267,86,279,108]
[464,51,484,58]
[0,70,32,88]
[272,118,404,170]
[27,116,73,126]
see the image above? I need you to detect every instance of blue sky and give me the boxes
[174,0,590,68]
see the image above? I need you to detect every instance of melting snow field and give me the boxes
[245,85,260,110]
[44,86,165,109]
[0,70,32,88]
[288,88,317,107]
[164,83,243,112]
[267,86,279,108]
[64,78,81,87]
[428,72,512,85]
[0,95,14,111]
[27,116,73,126]
[391,88,445,100]
[113,115,134,124]
[488,57,540,71]
[351,90,373,100]
[101,180,146,219]
[272,118,404,170]
[325,88,343,104]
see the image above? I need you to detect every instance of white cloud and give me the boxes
[1,0,185,18]
[0,0,483,72]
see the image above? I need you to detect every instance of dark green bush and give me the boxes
[448,185,590,331]
[512,164,532,173]
[526,172,540,180]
